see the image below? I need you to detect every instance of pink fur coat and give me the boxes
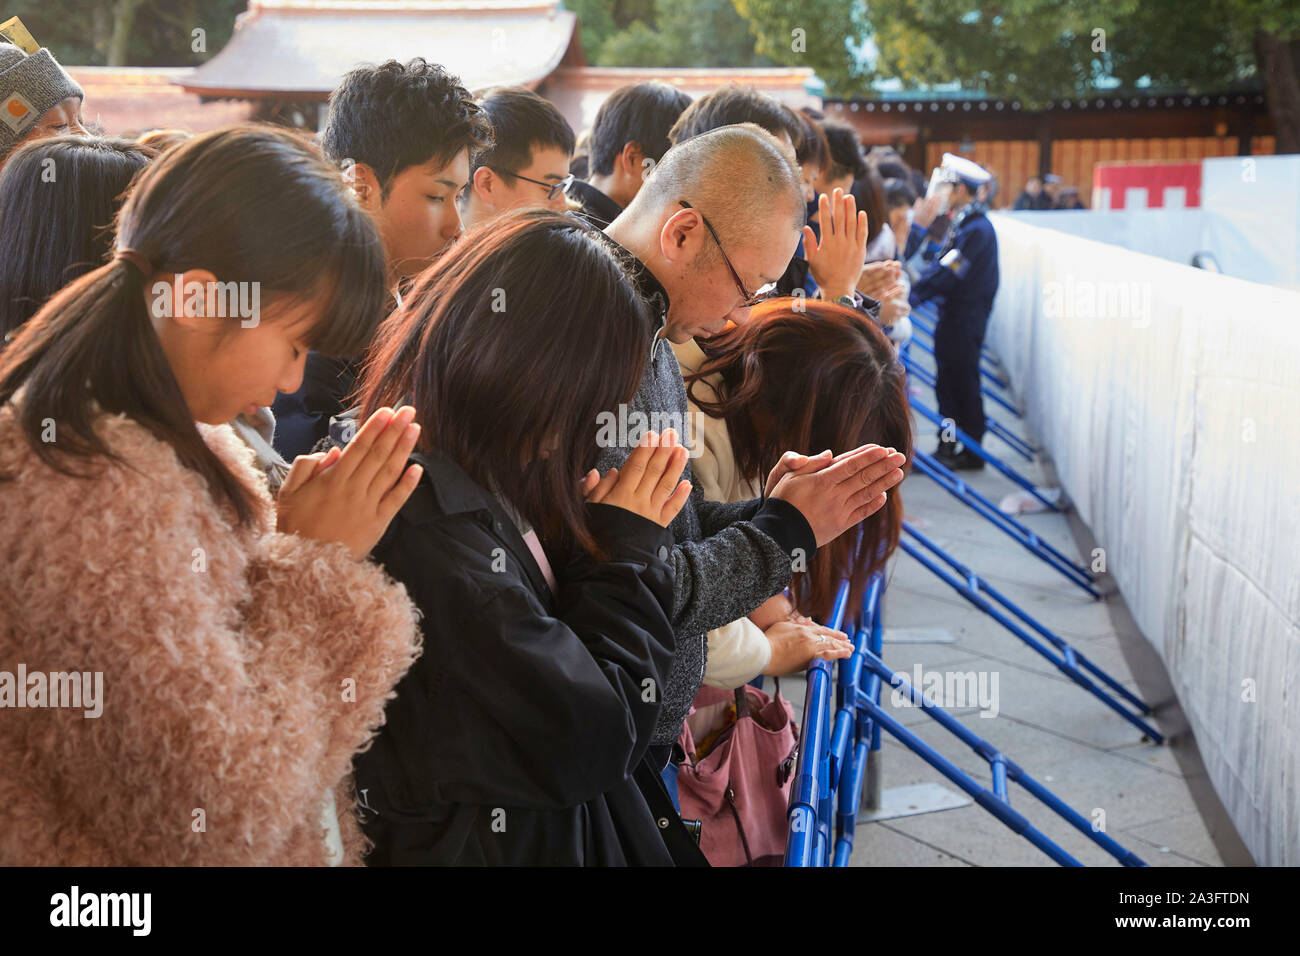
[0,403,421,865]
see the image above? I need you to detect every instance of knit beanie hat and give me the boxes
[0,41,84,161]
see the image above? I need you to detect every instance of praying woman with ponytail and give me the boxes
[0,125,425,866]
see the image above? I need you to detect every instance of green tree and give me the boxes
[865,0,1300,152]
[732,0,872,94]
[11,0,243,67]
[565,0,618,61]
[598,0,774,68]
[874,0,1129,101]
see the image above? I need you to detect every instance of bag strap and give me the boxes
[725,785,755,867]
[734,685,751,720]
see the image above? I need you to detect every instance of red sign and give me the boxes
[1092,162,1203,209]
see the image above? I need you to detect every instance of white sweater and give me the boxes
[674,338,772,688]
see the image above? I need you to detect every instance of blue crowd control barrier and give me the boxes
[910,399,1063,512]
[784,581,850,867]
[900,521,1163,742]
[831,575,882,865]
[911,452,1100,597]
[900,350,1031,448]
[909,304,1008,371]
[856,657,1148,866]
[907,333,1013,394]
[986,411,1033,451]
[785,574,1154,867]
[910,301,1001,367]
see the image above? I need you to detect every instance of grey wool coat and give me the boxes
[592,233,817,750]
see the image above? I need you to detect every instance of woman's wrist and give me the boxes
[586,501,674,563]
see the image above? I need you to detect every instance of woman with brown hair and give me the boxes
[679,297,913,680]
[350,207,702,866]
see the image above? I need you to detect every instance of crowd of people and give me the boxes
[0,32,1006,866]
[1011,173,1087,210]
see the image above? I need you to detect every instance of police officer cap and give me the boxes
[941,153,991,191]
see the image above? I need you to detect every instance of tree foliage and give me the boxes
[864,0,1297,105]
[730,0,871,92]
[10,0,243,66]
[12,0,1294,148]
[595,0,774,69]
[861,1,1300,150]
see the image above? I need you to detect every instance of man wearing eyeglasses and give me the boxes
[460,86,577,230]
[594,123,909,807]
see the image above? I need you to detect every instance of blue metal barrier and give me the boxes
[784,316,1156,865]
[785,574,1154,867]
[857,654,1148,866]
[912,452,1100,597]
[784,581,850,867]
[911,301,1001,367]
[908,333,1014,394]
[910,398,1063,512]
[900,350,1031,449]
[900,351,1091,593]
[900,522,1163,742]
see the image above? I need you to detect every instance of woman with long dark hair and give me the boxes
[352,207,702,866]
[684,298,913,631]
[0,125,424,865]
[0,135,155,342]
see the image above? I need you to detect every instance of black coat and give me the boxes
[353,445,708,866]
[271,289,406,461]
[569,179,623,230]
[271,352,361,461]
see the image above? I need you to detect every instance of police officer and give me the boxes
[908,154,999,470]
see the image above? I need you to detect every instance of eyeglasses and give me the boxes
[679,200,778,308]
[489,166,575,202]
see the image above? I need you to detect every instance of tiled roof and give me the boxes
[180,0,581,97]
[552,65,815,89]
[68,67,252,136]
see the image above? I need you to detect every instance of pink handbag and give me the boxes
[676,682,799,867]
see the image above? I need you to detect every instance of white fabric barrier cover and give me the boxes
[1003,155,1300,291]
[987,215,1300,865]
[1201,155,1300,291]
[1003,208,1211,270]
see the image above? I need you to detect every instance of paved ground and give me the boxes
[781,348,1246,867]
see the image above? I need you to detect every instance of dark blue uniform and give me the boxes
[908,203,999,443]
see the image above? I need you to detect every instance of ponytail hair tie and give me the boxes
[113,248,152,276]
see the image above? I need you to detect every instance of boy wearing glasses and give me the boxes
[460,86,576,229]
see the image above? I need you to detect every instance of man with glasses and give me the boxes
[460,86,576,229]
[595,123,908,810]
[678,199,781,310]
[668,88,880,324]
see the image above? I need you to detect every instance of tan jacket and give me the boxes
[673,339,770,688]
[0,403,420,865]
